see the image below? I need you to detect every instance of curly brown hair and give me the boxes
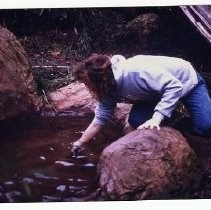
[74,54,117,99]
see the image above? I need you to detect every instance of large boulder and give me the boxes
[0,26,41,121]
[98,127,201,200]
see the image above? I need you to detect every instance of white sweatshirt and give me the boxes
[93,55,198,125]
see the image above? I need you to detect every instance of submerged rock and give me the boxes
[49,82,132,130]
[98,127,202,200]
[0,25,41,121]
[48,82,96,112]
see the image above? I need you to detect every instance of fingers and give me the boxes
[72,147,80,157]
[137,122,160,130]
[72,146,84,157]
[71,140,87,157]
[137,121,150,130]
[71,142,82,157]
[154,125,160,130]
[137,124,144,130]
[71,146,79,157]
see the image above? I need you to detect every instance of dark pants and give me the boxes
[128,74,211,136]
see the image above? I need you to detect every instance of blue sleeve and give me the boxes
[140,69,183,118]
[92,96,117,125]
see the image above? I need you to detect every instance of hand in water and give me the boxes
[71,140,85,157]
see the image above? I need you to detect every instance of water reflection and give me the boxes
[0,114,122,202]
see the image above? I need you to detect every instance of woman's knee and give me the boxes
[128,102,156,129]
[128,114,139,129]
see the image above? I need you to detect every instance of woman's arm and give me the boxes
[78,121,103,144]
[71,122,103,155]
[137,69,183,130]
[71,96,117,155]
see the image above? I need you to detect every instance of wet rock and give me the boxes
[0,25,41,121]
[98,127,202,200]
[48,82,132,129]
[48,82,96,112]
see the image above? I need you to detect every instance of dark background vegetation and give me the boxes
[0,7,211,91]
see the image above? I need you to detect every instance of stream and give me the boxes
[0,113,122,202]
[1,113,211,202]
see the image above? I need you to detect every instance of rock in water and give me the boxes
[98,127,201,200]
[49,81,132,129]
[0,25,41,121]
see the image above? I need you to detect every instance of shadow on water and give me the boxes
[0,113,122,202]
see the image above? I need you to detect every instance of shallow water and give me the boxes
[0,114,122,202]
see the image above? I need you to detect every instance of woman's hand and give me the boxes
[71,139,85,156]
[71,122,103,156]
[137,112,164,130]
[137,117,161,130]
